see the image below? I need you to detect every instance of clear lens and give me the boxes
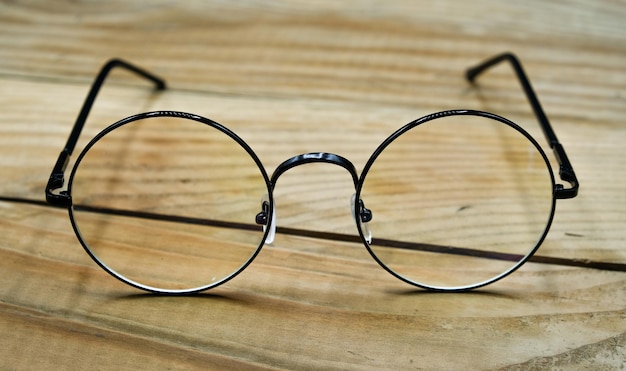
[357,112,555,290]
[69,114,270,293]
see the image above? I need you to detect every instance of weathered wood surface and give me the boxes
[0,1,624,369]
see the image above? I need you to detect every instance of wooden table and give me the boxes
[1,1,624,369]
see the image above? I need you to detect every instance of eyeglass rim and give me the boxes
[354,109,558,292]
[65,109,557,294]
[66,111,275,295]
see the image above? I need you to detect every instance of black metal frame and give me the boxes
[46,52,578,294]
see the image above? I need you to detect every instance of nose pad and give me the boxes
[255,194,276,244]
[351,193,372,244]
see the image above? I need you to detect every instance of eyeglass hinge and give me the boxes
[554,165,579,199]
[46,174,72,208]
[45,149,72,207]
[46,189,72,208]
[554,183,578,199]
[552,143,579,199]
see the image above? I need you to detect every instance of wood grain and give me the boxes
[0,0,624,369]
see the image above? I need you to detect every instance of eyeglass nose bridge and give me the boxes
[255,152,373,244]
[269,152,359,188]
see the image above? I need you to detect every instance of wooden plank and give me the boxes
[0,201,625,369]
[0,0,624,369]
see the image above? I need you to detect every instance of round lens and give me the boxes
[68,112,271,293]
[356,111,555,290]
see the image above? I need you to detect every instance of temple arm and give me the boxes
[45,59,166,207]
[466,52,579,199]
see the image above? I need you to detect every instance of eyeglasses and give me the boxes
[46,53,578,294]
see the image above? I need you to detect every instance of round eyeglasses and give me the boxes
[46,53,578,294]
